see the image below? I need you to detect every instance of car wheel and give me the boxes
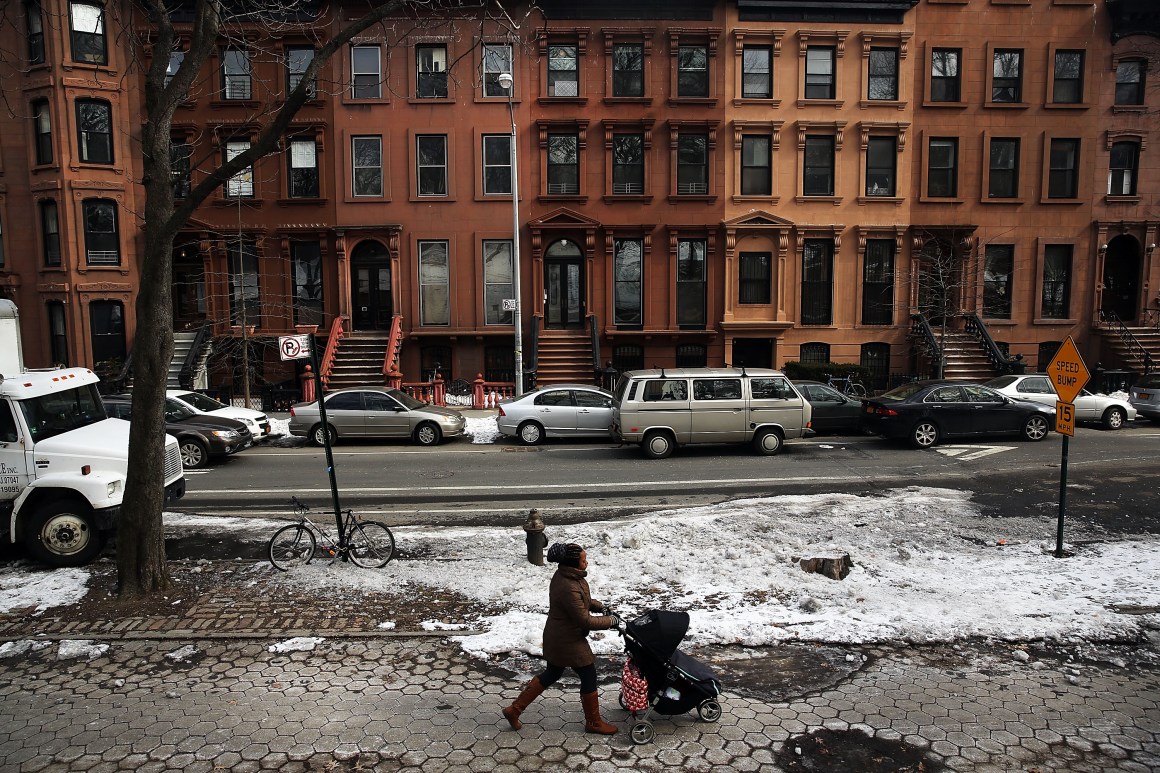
[910,421,939,449]
[23,500,103,567]
[752,428,783,456]
[1022,414,1050,441]
[642,430,674,459]
[179,438,210,469]
[310,423,337,447]
[517,420,545,446]
[414,422,442,446]
[1102,407,1126,430]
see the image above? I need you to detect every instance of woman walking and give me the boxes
[502,542,620,735]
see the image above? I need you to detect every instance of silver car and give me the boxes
[289,388,466,446]
[984,374,1137,429]
[1129,373,1160,422]
[496,384,615,445]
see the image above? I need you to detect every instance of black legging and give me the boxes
[538,662,597,693]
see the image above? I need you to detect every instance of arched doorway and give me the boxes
[350,240,392,330]
[544,239,583,329]
[1101,235,1142,322]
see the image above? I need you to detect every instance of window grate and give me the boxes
[677,182,708,195]
[613,182,643,195]
[548,182,579,195]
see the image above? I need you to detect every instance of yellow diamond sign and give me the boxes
[1046,336,1090,405]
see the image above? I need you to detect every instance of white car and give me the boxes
[166,389,272,440]
[983,374,1136,430]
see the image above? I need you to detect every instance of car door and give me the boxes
[963,385,1015,434]
[363,391,412,438]
[637,378,692,441]
[323,392,366,438]
[748,376,805,438]
[691,377,746,442]
[534,389,577,437]
[921,385,972,436]
[803,384,847,433]
[572,390,613,436]
[1071,390,1099,421]
[1014,376,1057,408]
[0,403,33,500]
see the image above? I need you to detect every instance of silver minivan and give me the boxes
[611,368,813,458]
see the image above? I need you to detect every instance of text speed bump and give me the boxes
[1045,336,1090,405]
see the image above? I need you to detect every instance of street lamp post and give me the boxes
[497,71,524,396]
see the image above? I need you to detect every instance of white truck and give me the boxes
[0,300,186,566]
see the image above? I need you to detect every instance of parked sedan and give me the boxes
[101,395,253,468]
[288,388,465,446]
[861,380,1055,449]
[983,374,1137,429]
[792,380,864,435]
[497,384,615,445]
[1129,373,1160,422]
[167,389,272,440]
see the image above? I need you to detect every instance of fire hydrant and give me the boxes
[524,509,548,565]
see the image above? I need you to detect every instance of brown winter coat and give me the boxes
[542,566,614,668]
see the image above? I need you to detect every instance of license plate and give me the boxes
[1140,392,1152,399]
[865,405,874,413]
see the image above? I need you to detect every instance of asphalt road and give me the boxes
[171,419,1160,535]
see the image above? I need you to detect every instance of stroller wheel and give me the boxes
[698,699,722,722]
[631,720,656,745]
[618,693,628,710]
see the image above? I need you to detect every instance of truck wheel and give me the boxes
[24,501,103,567]
[752,428,784,456]
[179,438,210,469]
[642,430,674,459]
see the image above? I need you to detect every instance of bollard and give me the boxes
[524,509,548,565]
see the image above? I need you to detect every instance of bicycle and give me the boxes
[268,497,395,570]
[825,374,868,398]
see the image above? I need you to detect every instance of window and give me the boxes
[983,245,1013,319]
[482,135,512,195]
[548,45,578,97]
[677,44,709,98]
[421,346,452,383]
[1108,141,1139,196]
[988,138,1019,198]
[693,378,741,401]
[868,48,899,100]
[1048,138,1079,198]
[69,1,106,65]
[75,99,112,164]
[287,47,316,97]
[292,241,323,326]
[1115,60,1145,105]
[226,239,260,327]
[991,49,1023,103]
[861,343,890,389]
[614,238,643,326]
[613,134,644,194]
[48,302,68,366]
[483,43,512,97]
[930,48,961,102]
[27,0,44,65]
[862,239,894,325]
[351,136,383,197]
[485,346,514,382]
[677,133,708,195]
[82,199,119,265]
[416,135,448,196]
[676,239,706,328]
[222,48,252,100]
[865,137,896,197]
[351,45,381,99]
[799,342,830,365]
[1052,50,1083,104]
[170,139,191,198]
[927,137,958,198]
[288,138,319,198]
[416,45,447,99]
[1037,341,1062,371]
[805,47,836,100]
[613,345,644,372]
[41,200,60,266]
[483,240,513,325]
[741,136,771,196]
[418,240,450,325]
[801,240,833,325]
[547,134,579,195]
[612,43,644,97]
[166,50,184,86]
[89,301,125,367]
[1041,245,1072,320]
[224,140,253,197]
[739,253,771,305]
[803,136,835,196]
[742,46,772,99]
[33,99,52,165]
[676,344,706,368]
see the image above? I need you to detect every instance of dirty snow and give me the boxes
[0,640,52,658]
[268,637,324,653]
[0,568,90,615]
[166,645,198,662]
[465,416,503,444]
[57,640,109,660]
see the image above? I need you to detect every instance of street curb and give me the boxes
[0,629,484,642]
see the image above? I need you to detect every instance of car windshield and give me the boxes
[18,383,107,441]
[178,391,227,412]
[877,382,925,402]
[164,398,197,420]
[385,388,426,410]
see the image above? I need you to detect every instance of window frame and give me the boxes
[416,44,449,99]
[221,47,252,101]
[537,120,588,200]
[675,237,708,329]
[1107,139,1140,197]
[1048,48,1084,106]
[860,235,897,326]
[69,0,107,66]
[1114,58,1146,107]
[546,43,579,98]
[351,135,384,198]
[927,45,964,106]
[481,133,512,196]
[26,0,45,65]
[286,46,316,98]
[223,139,254,198]
[733,30,783,106]
[32,99,53,166]
[988,47,1025,106]
[546,133,580,196]
[982,244,1014,319]
[40,199,61,268]
[867,47,899,102]
[75,98,113,165]
[482,42,513,98]
[81,198,120,266]
[799,237,835,326]
[738,252,772,305]
[864,135,897,198]
[606,36,650,101]
[612,133,646,195]
[226,238,261,328]
[924,135,960,201]
[796,31,846,106]
[675,42,710,99]
[985,135,1021,200]
[1038,243,1073,321]
[1044,137,1080,201]
[417,239,451,326]
[676,132,710,196]
[350,44,382,100]
[287,137,321,199]
[732,120,781,202]
[802,134,835,198]
[612,236,644,328]
[804,45,836,100]
[482,239,514,325]
[740,135,772,197]
[741,44,772,99]
[291,240,324,326]
[415,134,449,197]
[796,121,845,203]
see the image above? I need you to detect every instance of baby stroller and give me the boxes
[617,608,723,744]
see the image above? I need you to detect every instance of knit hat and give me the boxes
[547,542,583,568]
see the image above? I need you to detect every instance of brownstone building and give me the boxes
[0,0,1156,400]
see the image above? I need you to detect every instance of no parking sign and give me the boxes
[278,334,313,361]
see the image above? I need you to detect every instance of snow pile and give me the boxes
[0,640,53,658]
[0,567,90,615]
[166,645,198,662]
[57,640,109,660]
[465,416,502,444]
[268,637,324,653]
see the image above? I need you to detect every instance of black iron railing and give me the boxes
[963,312,1022,374]
[527,315,540,390]
[588,313,601,385]
[909,313,942,379]
[178,324,211,390]
[1099,309,1155,374]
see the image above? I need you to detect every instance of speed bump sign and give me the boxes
[1055,401,1075,437]
[1046,336,1090,405]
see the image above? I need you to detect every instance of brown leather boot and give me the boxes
[502,676,545,730]
[581,690,618,735]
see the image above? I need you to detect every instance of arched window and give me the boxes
[799,342,830,365]
[613,345,644,372]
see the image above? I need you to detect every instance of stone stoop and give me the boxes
[166,331,198,389]
[940,331,1000,382]
[535,332,596,385]
[1099,326,1160,374]
[326,332,392,390]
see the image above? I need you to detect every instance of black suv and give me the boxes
[102,395,253,468]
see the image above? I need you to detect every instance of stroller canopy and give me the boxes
[627,609,690,662]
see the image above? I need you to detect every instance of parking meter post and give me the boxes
[524,509,547,565]
[310,338,344,547]
[1055,435,1069,558]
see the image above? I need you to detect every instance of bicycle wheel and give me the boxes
[268,524,317,571]
[347,521,395,568]
[848,382,868,398]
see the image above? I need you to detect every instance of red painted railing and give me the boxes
[318,315,348,392]
[399,376,447,406]
[382,314,403,377]
[472,375,515,409]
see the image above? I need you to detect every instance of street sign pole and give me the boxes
[1046,336,1089,560]
[1056,434,1069,558]
[309,338,344,547]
